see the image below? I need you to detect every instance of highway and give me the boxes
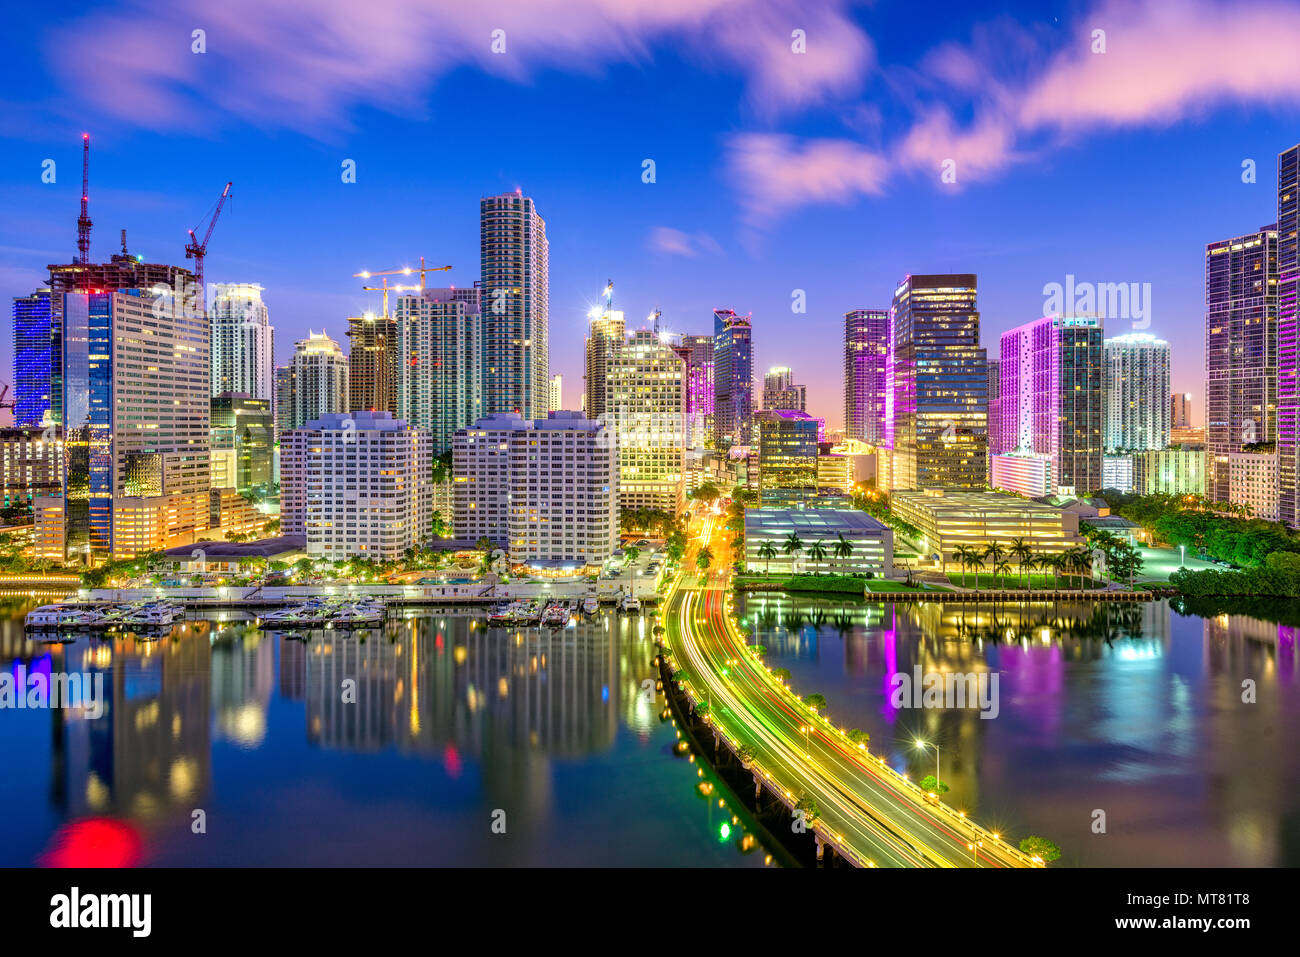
[664,512,1041,869]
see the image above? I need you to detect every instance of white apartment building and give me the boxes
[275,330,349,435]
[209,282,274,401]
[1228,450,1278,520]
[1104,333,1171,451]
[453,411,617,570]
[1103,453,1134,493]
[281,410,432,561]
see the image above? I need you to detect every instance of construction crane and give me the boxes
[184,181,233,308]
[355,257,451,294]
[77,134,92,265]
[0,384,14,416]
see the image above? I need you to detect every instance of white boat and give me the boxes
[582,596,599,615]
[620,595,642,613]
[25,605,81,630]
[122,602,183,628]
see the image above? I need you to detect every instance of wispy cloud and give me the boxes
[647,226,722,258]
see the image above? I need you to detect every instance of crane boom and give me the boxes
[185,181,233,309]
[77,134,92,267]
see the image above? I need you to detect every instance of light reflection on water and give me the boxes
[0,603,768,868]
[742,595,1300,867]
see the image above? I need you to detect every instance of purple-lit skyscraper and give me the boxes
[844,309,889,445]
[1276,144,1299,526]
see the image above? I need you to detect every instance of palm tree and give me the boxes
[697,545,713,571]
[983,540,1007,586]
[952,543,977,587]
[757,540,777,573]
[993,558,1013,589]
[1009,537,1034,590]
[782,532,805,573]
[832,533,854,572]
[807,539,829,573]
[1040,553,1061,590]
[1073,547,1094,589]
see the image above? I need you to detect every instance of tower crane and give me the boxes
[76,133,92,266]
[185,181,233,309]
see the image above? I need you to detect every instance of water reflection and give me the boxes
[1,605,767,867]
[742,595,1300,867]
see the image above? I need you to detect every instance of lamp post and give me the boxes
[914,737,939,791]
[1179,544,1185,568]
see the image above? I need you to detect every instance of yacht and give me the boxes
[620,595,642,613]
[582,596,599,615]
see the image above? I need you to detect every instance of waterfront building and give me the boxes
[890,489,1085,568]
[0,427,61,510]
[34,287,211,562]
[1227,449,1279,520]
[275,331,348,435]
[209,282,274,402]
[11,289,52,427]
[1132,446,1207,496]
[281,410,432,561]
[713,308,753,449]
[1104,332,1171,451]
[890,274,988,490]
[762,367,806,412]
[999,315,1105,495]
[754,409,819,506]
[210,393,274,496]
[606,329,687,514]
[452,412,617,570]
[1277,145,1300,525]
[989,452,1054,498]
[393,286,483,453]
[1205,225,1278,501]
[481,192,549,420]
[743,508,893,576]
[1103,453,1135,493]
[844,309,889,445]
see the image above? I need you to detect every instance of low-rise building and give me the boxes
[744,508,893,576]
[990,452,1054,498]
[891,489,1084,568]
[1228,449,1278,520]
[1102,453,1134,493]
[1132,446,1206,496]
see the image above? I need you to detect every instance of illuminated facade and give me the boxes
[281,410,432,561]
[679,333,714,448]
[11,288,52,427]
[1205,226,1278,502]
[989,452,1054,498]
[1104,332,1170,451]
[755,409,819,506]
[762,366,806,411]
[744,508,893,576]
[890,274,988,490]
[584,303,624,421]
[393,286,483,453]
[844,308,889,445]
[1132,446,1206,496]
[1227,449,1278,520]
[890,489,1084,567]
[209,282,274,402]
[607,330,687,514]
[0,427,61,509]
[1274,145,1299,525]
[713,308,753,449]
[346,312,398,415]
[210,393,273,496]
[481,192,549,420]
[275,331,348,435]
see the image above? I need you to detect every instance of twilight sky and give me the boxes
[5,0,1300,428]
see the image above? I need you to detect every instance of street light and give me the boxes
[1179,544,1185,568]
[914,737,940,791]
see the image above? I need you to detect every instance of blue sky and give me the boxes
[4,0,1300,426]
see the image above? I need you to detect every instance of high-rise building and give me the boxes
[393,286,483,453]
[1171,392,1193,429]
[607,330,687,514]
[755,409,820,506]
[762,367,806,412]
[679,334,714,448]
[1104,333,1171,451]
[584,296,625,420]
[481,192,549,419]
[1274,144,1299,525]
[452,412,617,569]
[1132,446,1206,496]
[282,410,432,561]
[986,357,1002,457]
[209,282,274,402]
[347,312,398,415]
[844,309,889,445]
[11,289,53,427]
[0,427,62,509]
[210,393,274,496]
[889,274,988,490]
[1205,225,1278,502]
[713,309,753,449]
[549,373,562,412]
[997,315,1104,496]
[34,288,210,562]
[45,248,194,426]
[276,331,348,435]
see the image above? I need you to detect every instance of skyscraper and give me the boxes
[11,288,52,427]
[1205,225,1278,501]
[713,308,753,449]
[393,286,483,453]
[889,274,988,490]
[209,282,274,401]
[210,393,274,496]
[1104,333,1171,451]
[346,312,398,414]
[844,309,889,445]
[481,192,549,419]
[276,331,348,434]
[607,329,687,514]
[1171,392,1193,429]
[986,357,1002,455]
[549,374,563,412]
[35,287,210,562]
[1275,144,1299,525]
[762,367,806,412]
[996,315,1104,496]
[679,334,714,448]
[584,290,625,421]
[755,409,820,506]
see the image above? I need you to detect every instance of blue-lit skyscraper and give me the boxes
[713,308,753,449]
[11,289,53,427]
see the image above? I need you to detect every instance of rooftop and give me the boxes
[162,536,307,560]
[745,508,889,533]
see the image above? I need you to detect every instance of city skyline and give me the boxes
[8,2,1300,425]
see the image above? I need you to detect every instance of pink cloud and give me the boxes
[647,226,722,258]
[49,0,871,131]
[726,133,889,224]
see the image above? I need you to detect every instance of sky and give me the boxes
[5,0,1300,429]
